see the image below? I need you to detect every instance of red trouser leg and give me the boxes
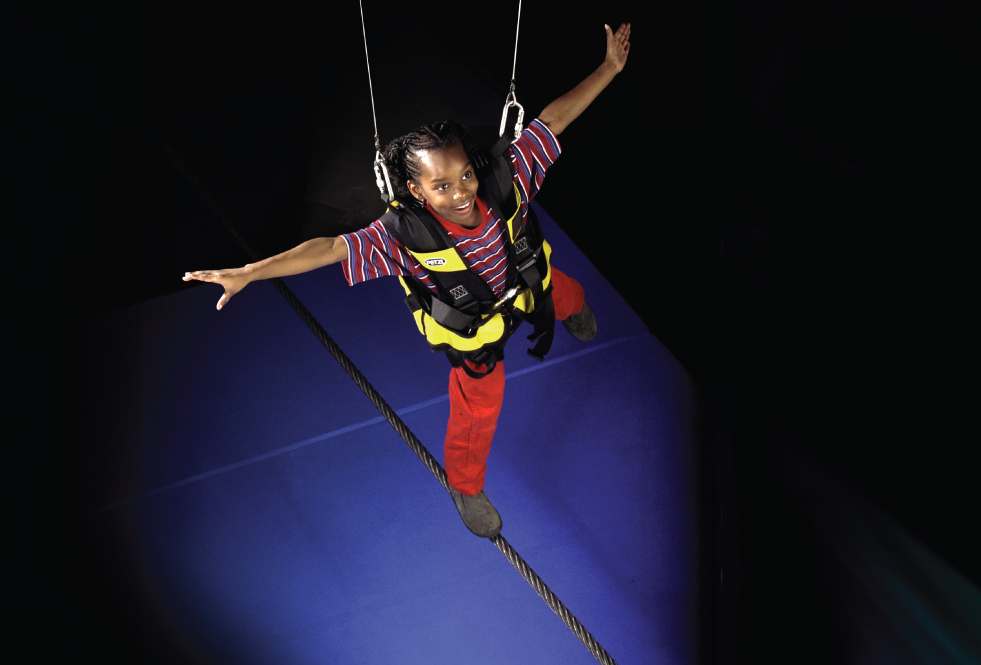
[550,267,586,321]
[444,361,505,496]
[443,268,584,495]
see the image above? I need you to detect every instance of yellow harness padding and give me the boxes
[398,185,552,353]
[398,241,551,352]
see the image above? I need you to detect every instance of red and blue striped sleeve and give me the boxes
[339,220,436,291]
[509,119,562,207]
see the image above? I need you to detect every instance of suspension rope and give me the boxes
[359,0,381,152]
[161,142,620,665]
[499,0,526,139]
[509,0,522,88]
[358,0,394,201]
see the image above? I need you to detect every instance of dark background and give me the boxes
[8,0,978,662]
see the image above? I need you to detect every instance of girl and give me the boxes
[184,22,631,538]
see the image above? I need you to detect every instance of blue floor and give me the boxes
[87,204,700,664]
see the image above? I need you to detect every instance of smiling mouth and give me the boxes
[451,200,473,214]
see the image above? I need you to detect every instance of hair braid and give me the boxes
[382,120,475,206]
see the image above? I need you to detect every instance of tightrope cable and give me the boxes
[163,142,620,665]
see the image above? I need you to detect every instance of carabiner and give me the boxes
[498,88,525,140]
[373,151,394,203]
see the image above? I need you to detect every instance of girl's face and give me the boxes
[407,142,481,228]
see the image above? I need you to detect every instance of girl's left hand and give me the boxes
[605,23,631,73]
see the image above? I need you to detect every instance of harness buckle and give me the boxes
[490,286,523,313]
[517,252,539,273]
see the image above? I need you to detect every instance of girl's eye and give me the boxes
[436,184,449,191]
[462,171,472,180]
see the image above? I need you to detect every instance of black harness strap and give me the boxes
[471,136,518,216]
[473,137,555,361]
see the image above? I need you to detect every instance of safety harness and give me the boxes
[380,137,555,379]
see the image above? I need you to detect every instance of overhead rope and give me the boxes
[499,0,525,139]
[509,0,522,84]
[359,0,524,191]
[358,0,394,203]
[161,141,620,665]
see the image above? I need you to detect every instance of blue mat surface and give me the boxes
[87,203,699,664]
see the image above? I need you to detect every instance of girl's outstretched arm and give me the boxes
[538,22,631,137]
[183,236,346,310]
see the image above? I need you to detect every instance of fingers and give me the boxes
[183,271,236,310]
[184,270,216,283]
[184,270,235,286]
[615,22,630,45]
[605,23,630,49]
[604,22,631,71]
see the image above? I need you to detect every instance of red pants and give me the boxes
[444,268,585,495]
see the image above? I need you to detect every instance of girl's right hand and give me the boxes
[183,268,252,310]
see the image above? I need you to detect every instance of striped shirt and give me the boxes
[339,119,561,297]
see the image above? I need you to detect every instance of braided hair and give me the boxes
[382,120,475,207]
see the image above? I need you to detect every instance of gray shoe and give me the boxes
[448,488,502,538]
[562,301,597,341]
